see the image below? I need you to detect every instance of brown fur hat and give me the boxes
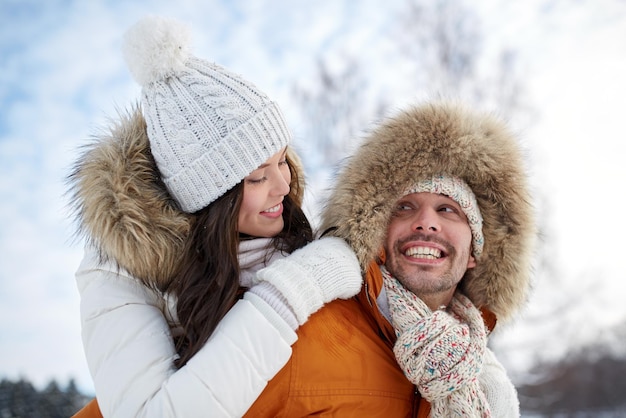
[321,102,535,321]
[67,106,306,290]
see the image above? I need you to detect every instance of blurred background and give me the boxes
[1,0,625,416]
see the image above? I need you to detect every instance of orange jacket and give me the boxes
[243,259,428,418]
[72,398,101,418]
[244,254,497,418]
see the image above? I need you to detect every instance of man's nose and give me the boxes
[411,208,440,232]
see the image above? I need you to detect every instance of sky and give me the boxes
[1,0,625,394]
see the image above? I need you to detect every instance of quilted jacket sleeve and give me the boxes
[76,248,296,418]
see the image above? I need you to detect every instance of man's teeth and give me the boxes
[405,246,441,259]
[265,204,280,213]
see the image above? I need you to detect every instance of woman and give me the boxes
[69,16,361,417]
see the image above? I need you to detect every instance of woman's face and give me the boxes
[237,147,291,237]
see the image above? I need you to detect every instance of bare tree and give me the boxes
[291,54,388,222]
[292,55,386,167]
[292,0,532,180]
[397,0,481,92]
[517,330,626,416]
[395,0,529,119]
[291,0,531,214]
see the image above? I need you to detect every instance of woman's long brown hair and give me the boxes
[170,154,312,368]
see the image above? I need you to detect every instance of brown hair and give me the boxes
[170,153,312,367]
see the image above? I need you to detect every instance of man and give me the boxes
[245,101,535,417]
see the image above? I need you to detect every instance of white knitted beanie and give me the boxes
[406,174,484,257]
[122,16,291,213]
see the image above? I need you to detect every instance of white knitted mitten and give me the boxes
[246,282,299,331]
[249,237,362,326]
[479,348,520,418]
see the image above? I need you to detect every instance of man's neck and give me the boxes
[415,287,456,312]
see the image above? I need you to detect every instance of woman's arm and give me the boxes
[77,237,361,417]
[77,248,295,418]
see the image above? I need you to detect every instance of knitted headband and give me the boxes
[122,16,291,213]
[406,174,484,257]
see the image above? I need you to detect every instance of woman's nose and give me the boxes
[271,170,291,196]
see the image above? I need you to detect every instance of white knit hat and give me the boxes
[122,16,291,213]
[406,174,484,257]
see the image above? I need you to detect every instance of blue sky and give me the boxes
[1,0,625,394]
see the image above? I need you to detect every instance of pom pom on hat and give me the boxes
[120,16,291,213]
[122,16,191,85]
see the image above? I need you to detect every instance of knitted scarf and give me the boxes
[238,238,284,288]
[381,265,491,417]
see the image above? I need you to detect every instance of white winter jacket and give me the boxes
[77,245,296,418]
[68,107,308,418]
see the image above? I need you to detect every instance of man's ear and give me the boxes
[466,255,477,269]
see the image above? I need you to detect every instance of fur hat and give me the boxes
[123,16,291,213]
[321,102,536,321]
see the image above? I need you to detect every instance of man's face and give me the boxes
[384,192,476,299]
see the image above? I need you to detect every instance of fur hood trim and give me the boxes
[68,106,305,290]
[321,102,535,321]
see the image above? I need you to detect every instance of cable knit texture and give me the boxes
[122,16,291,213]
[254,237,362,324]
[381,266,491,418]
